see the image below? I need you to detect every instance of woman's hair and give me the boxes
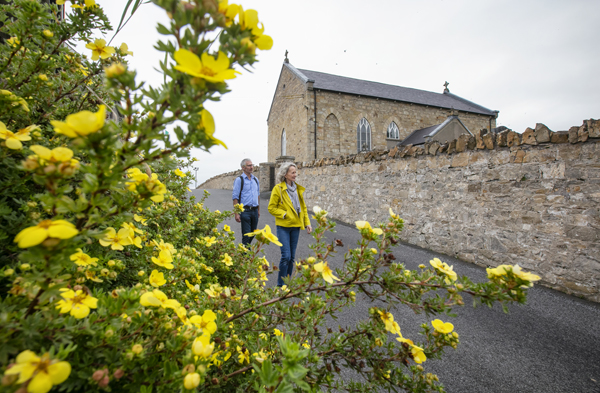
[277,162,297,183]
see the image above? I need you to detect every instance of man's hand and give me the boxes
[258,211,260,219]
[235,213,241,223]
[306,225,312,234]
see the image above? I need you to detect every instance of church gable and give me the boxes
[267,64,311,162]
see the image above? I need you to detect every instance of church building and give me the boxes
[267,59,499,163]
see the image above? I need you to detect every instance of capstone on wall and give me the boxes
[298,120,600,302]
[198,164,271,194]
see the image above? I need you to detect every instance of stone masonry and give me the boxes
[298,119,600,302]
[202,119,600,302]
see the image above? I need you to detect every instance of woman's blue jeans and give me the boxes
[276,226,300,287]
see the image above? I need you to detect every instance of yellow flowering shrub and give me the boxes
[0,1,540,393]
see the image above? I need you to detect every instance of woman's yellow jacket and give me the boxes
[267,182,311,230]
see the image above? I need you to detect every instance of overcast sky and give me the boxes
[92,0,600,185]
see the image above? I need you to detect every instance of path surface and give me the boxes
[192,189,600,393]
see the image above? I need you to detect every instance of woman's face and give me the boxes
[285,166,297,183]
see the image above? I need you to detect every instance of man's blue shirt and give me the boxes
[232,174,260,207]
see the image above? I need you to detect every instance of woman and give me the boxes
[268,162,312,287]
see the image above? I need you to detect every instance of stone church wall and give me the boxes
[297,120,600,302]
[267,67,310,163]
[309,90,496,162]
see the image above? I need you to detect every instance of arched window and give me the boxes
[387,121,399,139]
[281,129,286,156]
[356,118,371,152]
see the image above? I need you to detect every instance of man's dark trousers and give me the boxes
[240,208,259,246]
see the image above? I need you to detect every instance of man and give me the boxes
[232,158,260,246]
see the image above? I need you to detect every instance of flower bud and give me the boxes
[105,329,114,338]
[138,270,145,276]
[183,373,200,389]
[108,260,116,267]
[100,268,109,277]
[182,364,195,375]
[42,30,54,38]
[3,269,14,277]
[2,373,18,386]
[105,62,126,78]
[131,344,143,354]
[19,264,30,271]
[113,369,124,379]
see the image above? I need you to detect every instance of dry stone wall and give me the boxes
[298,119,600,302]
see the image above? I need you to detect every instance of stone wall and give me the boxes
[297,119,600,302]
[198,163,274,194]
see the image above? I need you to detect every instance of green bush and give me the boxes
[0,1,540,392]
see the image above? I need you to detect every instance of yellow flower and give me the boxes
[7,37,20,47]
[105,62,126,78]
[131,344,143,355]
[42,30,54,38]
[313,261,340,284]
[85,270,103,283]
[237,346,250,364]
[69,249,98,266]
[389,207,400,219]
[0,121,31,150]
[4,350,71,393]
[217,0,239,26]
[221,253,233,266]
[204,283,222,298]
[51,105,106,138]
[377,310,401,335]
[121,222,143,236]
[14,219,78,248]
[152,239,176,254]
[71,0,96,9]
[202,236,217,247]
[173,49,238,83]
[512,264,541,283]
[371,248,378,254]
[237,6,273,50]
[198,108,227,148]
[192,335,214,358]
[140,289,180,309]
[149,270,166,287]
[431,319,454,334]
[245,224,282,246]
[38,74,48,81]
[273,328,283,337]
[56,288,98,319]
[223,224,230,232]
[429,258,457,283]
[173,168,186,177]
[134,214,148,225]
[151,250,174,269]
[355,221,383,236]
[183,372,200,389]
[85,38,114,61]
[99,227,133,250]
[119,42,133,56]
[189,310,217,335]
[396,334,427,364]
[30,145,74,163]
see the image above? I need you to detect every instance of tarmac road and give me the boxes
[192,188,600,393]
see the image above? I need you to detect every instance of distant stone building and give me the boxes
[399,115,472,146]
[267,60,499,163]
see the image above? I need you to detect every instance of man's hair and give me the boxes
[240,158,252,168]
[277,162,297,183]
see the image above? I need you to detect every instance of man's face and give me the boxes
[243,161,253,175]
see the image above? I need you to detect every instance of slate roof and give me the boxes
[399,116,472,146]
[284,63,498,117]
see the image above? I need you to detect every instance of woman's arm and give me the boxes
[267,185,287,219]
